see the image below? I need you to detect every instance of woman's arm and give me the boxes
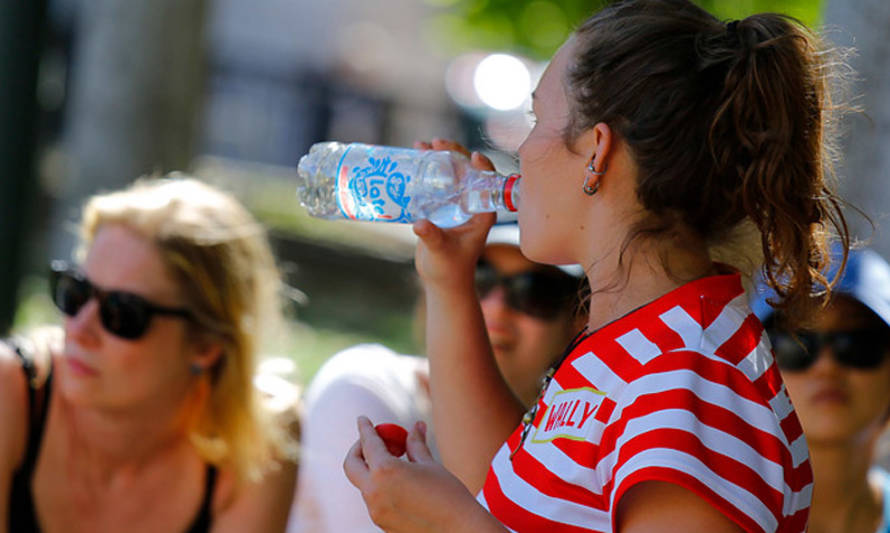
[413,140,526,492]
[616,481,743,533]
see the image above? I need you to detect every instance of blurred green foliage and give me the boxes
[425,0,825,60]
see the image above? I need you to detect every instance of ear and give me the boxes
[589,122,612,173]
[574,122,613,172]
[189,339,224,374]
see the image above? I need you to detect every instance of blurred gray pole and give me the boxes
[51,0,207,259]
[0,0,47,334]
[823,0,890,258]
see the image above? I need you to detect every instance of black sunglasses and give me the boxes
[49,260,193,340]
[474,262,579,320]
[767,328,890,372]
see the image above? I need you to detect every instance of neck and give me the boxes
[60,384,204,477]
[584,234,715,331]
[807,439,882,533]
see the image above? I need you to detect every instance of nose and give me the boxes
[65,297,102,347]
[480,286,511,317]
[808,344,841,375]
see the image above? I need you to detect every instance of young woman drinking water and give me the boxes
[344,1,850,531]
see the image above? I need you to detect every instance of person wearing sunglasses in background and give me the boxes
[288,223,586,532]
[751,247,890,533]
[0,176,299,533]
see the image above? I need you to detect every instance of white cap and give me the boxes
[486,224,585,278]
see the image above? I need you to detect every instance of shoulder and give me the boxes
[601,358,808,532]
[304,344,427,409]
[211,460,298,533]
[0,339,30,476]
[300,345,430,454]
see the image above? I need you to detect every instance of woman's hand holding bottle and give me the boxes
[412,139,497,297]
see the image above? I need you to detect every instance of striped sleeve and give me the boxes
[601,352,811,533]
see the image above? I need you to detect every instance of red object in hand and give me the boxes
[375,423,408,457]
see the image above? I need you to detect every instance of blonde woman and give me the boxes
[0,176,298,533]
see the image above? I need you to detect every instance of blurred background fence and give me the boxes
[2,0,889,384]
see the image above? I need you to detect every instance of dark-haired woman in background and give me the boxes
[753,247,890,533]
[344,0,850,532]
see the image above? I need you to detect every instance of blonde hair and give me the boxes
[77,174,293,482]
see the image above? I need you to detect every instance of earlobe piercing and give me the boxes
[583,161,606,196]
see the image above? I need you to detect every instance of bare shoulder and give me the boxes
[0,327,62,474]
[616,481,743,533]
[210,459,298,533]
[0,339,29,476]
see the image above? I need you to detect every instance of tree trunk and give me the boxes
[51,0,207,259]
[0,0,47,334]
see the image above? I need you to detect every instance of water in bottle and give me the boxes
[296,142,520,227]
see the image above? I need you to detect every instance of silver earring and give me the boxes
[583,161,606,196]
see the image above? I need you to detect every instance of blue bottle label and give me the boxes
[336,144,416,223]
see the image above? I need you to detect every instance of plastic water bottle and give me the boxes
[296,142,520,227]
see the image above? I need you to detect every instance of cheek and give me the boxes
[514,317,570,363]
[849,369,890,418]
[113,332,191,388]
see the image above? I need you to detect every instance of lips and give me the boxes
[65,355,99,377]
[808,387,849,405]
[487,330,515,351]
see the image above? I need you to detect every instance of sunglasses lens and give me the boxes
[475,262,577,320]
[101,292,151,339]
[51,269,91,317]
[474,263,499,297]
[769,330,817,371]
[770,328,890,371]
[831,330,888,369]
[506,272,576,320]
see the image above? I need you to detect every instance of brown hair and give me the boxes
[565,0,849,323]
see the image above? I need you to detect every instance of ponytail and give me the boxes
[709,13,850,322]
[567,0,850,323]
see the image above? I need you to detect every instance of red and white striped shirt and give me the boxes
[479,272,812,533]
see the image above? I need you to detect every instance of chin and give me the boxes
[57,375,97,406]
[58,367,110,405]
[800,420,860,446]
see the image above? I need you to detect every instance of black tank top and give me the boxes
[6,342,218,533]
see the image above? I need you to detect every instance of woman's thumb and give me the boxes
[405,421,434,463]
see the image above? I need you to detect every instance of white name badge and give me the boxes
[532,387,607,443]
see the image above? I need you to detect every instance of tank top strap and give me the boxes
[8,339,54,533]
[184,464,218,533]
[11,340,52,472]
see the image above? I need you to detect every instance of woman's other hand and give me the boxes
[343,416,504,533]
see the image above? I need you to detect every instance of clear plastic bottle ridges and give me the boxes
[296,142,520,227]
